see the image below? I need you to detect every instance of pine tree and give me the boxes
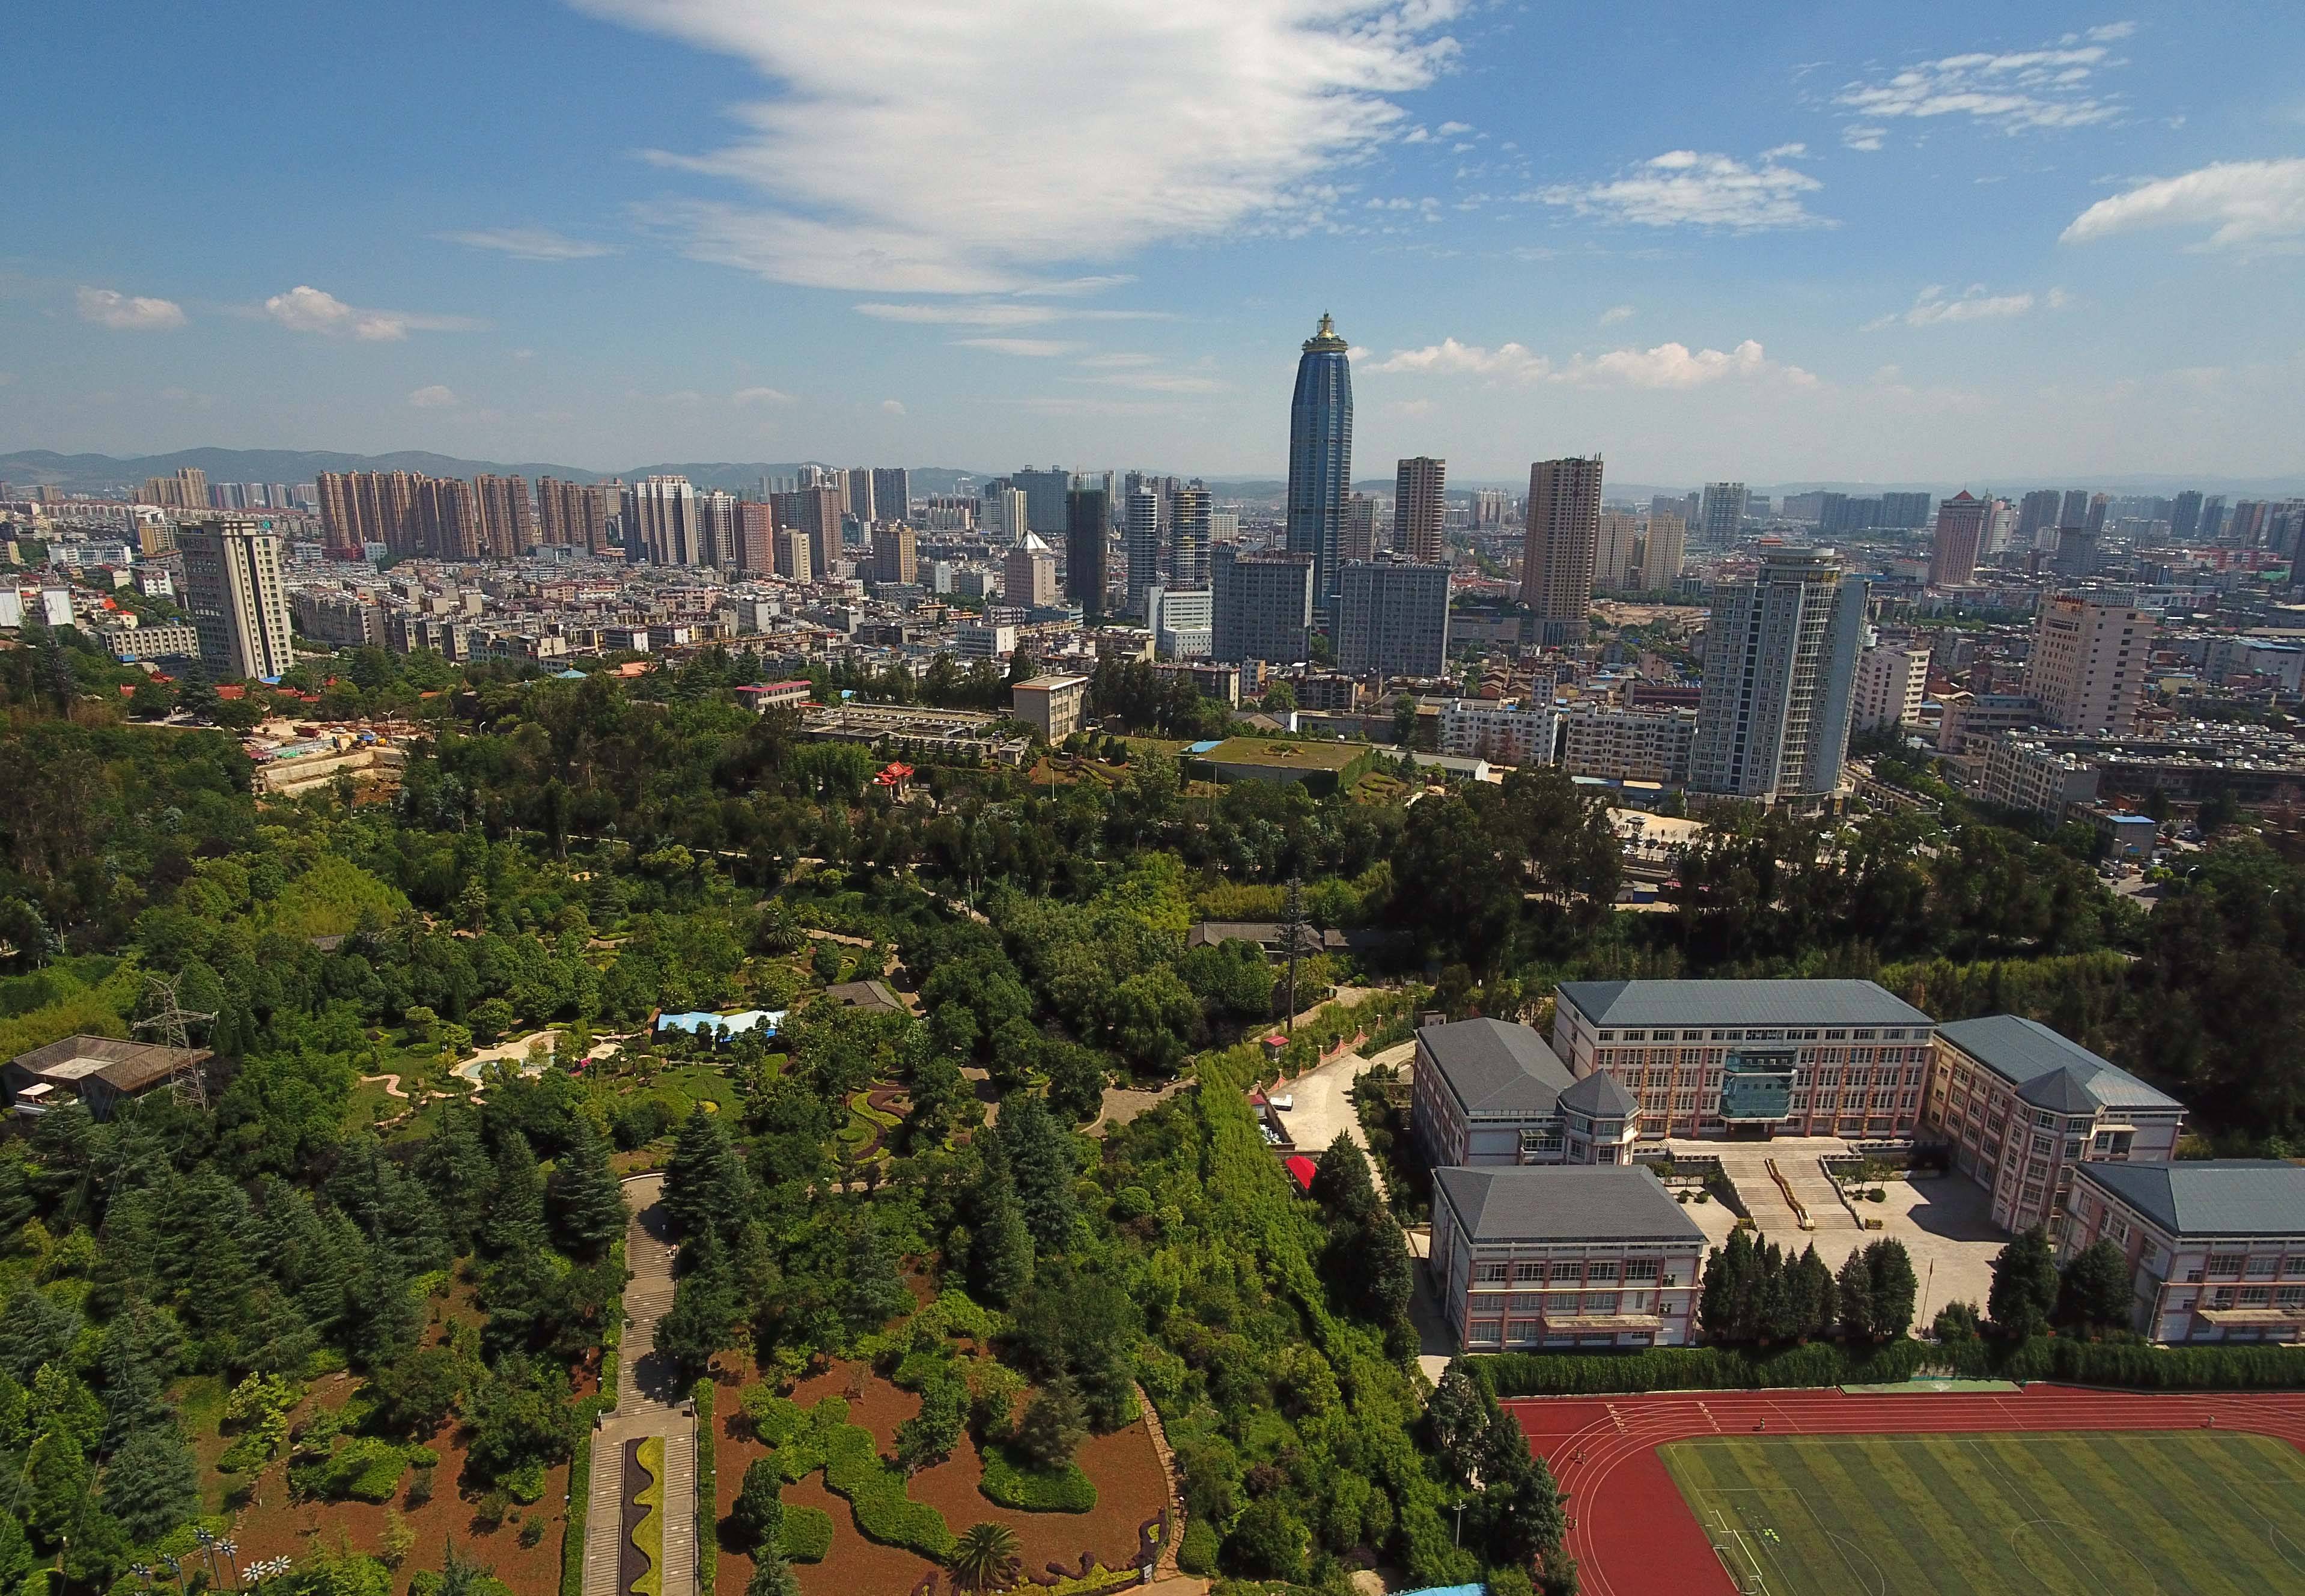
[1835,1249,1875,1342]
[666,1107,755,1250]
[967,1144,1034,1308]
[415,1109,495,1255]
[1427,1359,1485,1486]
[0,1290,81,1383]
[839,1217,909,1335]
[551,1115,629,1260]
[97,1306,171,1454]
[25,1427,90,1546]
[1699,1231,1754,1342]
[345,1238,421,1370]
[99,1425,201,1543]
[1310,1135,1378,1227]
[1988,1226,2060,1342]
[746,1548,802,1596]
[1865,1239,1919,1339]
[483,1130,550,1258]
[1362,1208,1415,1330]
[2054,1240,2133,1332]
[997,1094,1078,1255]
[1792,1244,1838,1341]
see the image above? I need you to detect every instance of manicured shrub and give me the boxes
[822,1423,954,1559]
[977,1444,1096,1513]
[1177,1518,1219,1576]
[779,1506,834,1564]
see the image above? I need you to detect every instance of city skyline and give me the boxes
[6,3,2304,481]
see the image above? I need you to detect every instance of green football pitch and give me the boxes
[1660,1430,2305,1596]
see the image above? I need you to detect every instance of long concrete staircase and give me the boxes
[583,1174,700,1596]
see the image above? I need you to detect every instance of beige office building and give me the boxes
[1853,642,1929,731]
[1519,456,1603,645]
[871,522,918,586]
[1595,511,1640,591]
[1011,675,1088,742]
[1394,457,1446,564]
[1637,514,1685,591]
[1344,493,1382,564]
[2026,594,2157,735]
[1003,537,1058,607]
[179,517,295,680]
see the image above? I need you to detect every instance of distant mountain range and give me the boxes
[5,448,2300,503]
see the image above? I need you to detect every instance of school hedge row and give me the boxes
[978,1443,1097,1513]
[693,1378,717,1596]
[1472,1336,2305,1397]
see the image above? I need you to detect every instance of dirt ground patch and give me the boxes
[711,1360,1168,1596]
[227,1420,571,1596]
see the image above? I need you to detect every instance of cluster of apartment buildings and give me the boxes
[1416,978,2305,1352]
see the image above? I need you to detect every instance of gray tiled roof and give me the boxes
[1556,979,1933,1029]
[1419,1018,1574,1118]
[1559,1070,1637,1118]
[1436,1165,1705,1244]
[2076,1160,2305,1238]
[1936,1015,2182,1113]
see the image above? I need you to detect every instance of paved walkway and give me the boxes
[582,1174,698,1596]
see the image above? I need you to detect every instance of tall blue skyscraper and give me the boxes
[1286,312,1353,618]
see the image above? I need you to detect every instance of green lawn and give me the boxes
[1660,1431,2305,1596]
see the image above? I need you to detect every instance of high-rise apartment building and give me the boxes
[773,526,812,583]
[1699,482,1748,544]
[1336,560,1449,681]
[870,521,917,586]
[2026,595,2158,736]
[412,477,481,560]
[2200,495,2228,541]
[1638,514,1686,591]
[1927,490,1988,588]
[2170,490,2203,541]
[1014,468,1073,537]
[315,473,360,555]
[698,490,740,568]
[735,502,775,574]
[844,469,876,525]
[1594,511,1640,591]
[1474,489,1509,529]
[981,486,1029,544]
[1211,549,1314,665]
[770,487,844,580]
[872,467,912,526]
[1124,487,1162,618]
[473,475,534,559]
[536,478,610,555]
[1394,457,1446,564]
[137,468,209,511]
[1286,314,1354,616]
[1519,456,1603,645]
[1003,537,1058,608]
[2015,489,2062,549]
[2059,489,2092,529]
[178,517,294,681]
[1343,493,1381,564]
[1065,484,1110,611]
[1880,492,1932,530]
[1853,642,1930,731]
[1688,548,1866,799]
[1168,484,1211,589]
[629,476,701,565]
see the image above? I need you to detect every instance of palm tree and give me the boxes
[947,1522,1021,1592]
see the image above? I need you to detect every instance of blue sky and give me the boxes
[6,1,2303,485]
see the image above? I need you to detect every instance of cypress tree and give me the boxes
[552,1115,629,1260]
[968,1143,1034,1308]
[997,1094,1078,1255]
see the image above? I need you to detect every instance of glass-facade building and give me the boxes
[1286,313,1354,619]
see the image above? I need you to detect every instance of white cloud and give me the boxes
[437,226,615,260]
[1863,282,2045,329]
[1534,150,1826,230]
[263,285,480,340]
[2060,157,2305,251]
[1368,335,1808,389]
[583,0,1461,293]
[75,286,186,330]
[407,385,460,408]
[1598,304,1634,325]
[1436,120,1473,136]
[953,337,1077,356]
[880,398,907,415]
[1835,31,2130,142]
[732,386,794,403]
[1070,370,1228,393]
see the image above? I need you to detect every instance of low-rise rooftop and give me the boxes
[1436,1165,1704,1244]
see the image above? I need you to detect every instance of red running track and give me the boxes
[1504,1384,2305,1596]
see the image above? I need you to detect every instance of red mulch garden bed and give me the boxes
[707,1358,1168,1596]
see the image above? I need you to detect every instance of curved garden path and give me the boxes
[583,1174,698,1596]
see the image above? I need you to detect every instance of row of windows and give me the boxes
[1464,1323,1655,1348]
[1598,1026,1919,1044]
[1472,1258,1666,1285]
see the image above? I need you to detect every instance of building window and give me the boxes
[1512,1262,1545,1282]
[1468,1320,1502,1345]
[1587,1261,1621,1284]
[1545,1293,1579,1311]
[1509,1293,1544,1312]
[1585,1293,1620,1315]
[2207,1253,2247,1279]
[2240,1287,2273,1307]
[2247,1255,2280,1278]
